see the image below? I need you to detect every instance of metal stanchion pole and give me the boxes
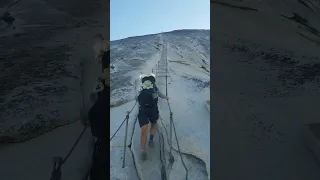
[169,112,174,163]
[122,112,129,168]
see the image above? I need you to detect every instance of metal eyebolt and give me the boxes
[52,157,62,169]
[50,157,63,180]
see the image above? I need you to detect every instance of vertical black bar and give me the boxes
[166,71,168,96]
[122,113,129,168]
[165,42,168,96]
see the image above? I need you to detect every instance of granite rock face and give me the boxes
[110,30,210,107]
[110,32,210,180]
[0,0,108,142]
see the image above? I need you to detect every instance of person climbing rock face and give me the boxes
[87,71,109,180]
[80,35,109,180]
[137,73,169,161]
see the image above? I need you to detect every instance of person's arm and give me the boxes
[158,90,169,100]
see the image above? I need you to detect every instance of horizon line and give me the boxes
[111,28,210,41]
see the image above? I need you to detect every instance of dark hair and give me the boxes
[142,75,156,84]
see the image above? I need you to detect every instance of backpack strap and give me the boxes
[153,85,159,96]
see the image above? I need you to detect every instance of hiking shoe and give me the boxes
[140,151,147,161]
[148,140,155,148]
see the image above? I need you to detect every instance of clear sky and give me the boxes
[110,0,210,41]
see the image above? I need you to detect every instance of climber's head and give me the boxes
[140,73,155,83]
[140,73,156,89]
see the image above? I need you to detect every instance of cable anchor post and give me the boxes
[122,111,130,168]
[50,157,63,180]
[169,112,174,163]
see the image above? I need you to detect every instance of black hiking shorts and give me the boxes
[138,106,159,127]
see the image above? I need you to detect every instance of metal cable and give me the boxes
[170,109,189,180]
[61,126,87,165]
[157,127,167,180]
[50,62,89,180]
[7,0,23,11]
[110,101,137,141]
[162,39,189,180]
[166,100,189,180]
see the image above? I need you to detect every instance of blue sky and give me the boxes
[110,0,210,41]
